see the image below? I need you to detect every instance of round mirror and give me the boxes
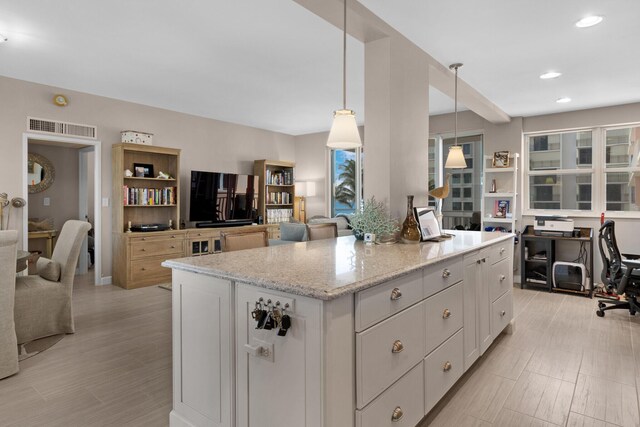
[28,152,55,193]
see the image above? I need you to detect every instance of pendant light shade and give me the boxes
[444,63,467,169]
[327,109,361,149]
[327,0,362,149]
[444,145,467,169]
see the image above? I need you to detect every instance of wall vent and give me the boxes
[27,117,97,140]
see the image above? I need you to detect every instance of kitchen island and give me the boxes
[163,231,515,427]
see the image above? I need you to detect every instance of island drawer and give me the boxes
[491,290,513,338]
[424,257,463,298]
[425,282,463,354]
[356,301,426,408]
[355,270,423,332]
[356,363,424,427]
[490,241,511,264]
[130,239,184,260]
[489,257,512,302]
[424,329,463,413]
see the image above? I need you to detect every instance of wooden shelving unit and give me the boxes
[112,143,185,289]
[253,159,295,224]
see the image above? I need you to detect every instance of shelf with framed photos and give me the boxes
[253,159,296,224]
[481,153,519,233]
[112,143,184,289]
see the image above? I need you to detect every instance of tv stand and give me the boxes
[195,220,254,228]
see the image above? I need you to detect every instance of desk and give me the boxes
[28,230,58,258]
[520,225,594,297]
[16,250,30,273]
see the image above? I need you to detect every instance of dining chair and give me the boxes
[14,220,91,345]
[0,230,18,379]
[220,229,269,252]
[306,223,338,241]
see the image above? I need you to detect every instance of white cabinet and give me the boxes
[463,248,492,371]
[171,270,234,427]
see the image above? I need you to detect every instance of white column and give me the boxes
[364,37,430,219]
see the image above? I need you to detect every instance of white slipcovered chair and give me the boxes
[0,230,18,379]
[14,220,91,345]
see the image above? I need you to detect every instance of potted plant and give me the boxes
[349,197,399,242]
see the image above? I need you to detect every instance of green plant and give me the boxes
[349,196,399,239]
[335,159,356,208]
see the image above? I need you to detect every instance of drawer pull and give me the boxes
[442,268,451,278]
[171,235,176,238]
[499,274,506,282]
[171,245,176,249]
[443,361,452,372]
[391,340,404,354]
[390,288,402,301]
[142,237,146,241]
[141,248,146,251]
[442,308,451,319]
[500,310,506,317]
[391,407,404,422]
[500,247,505,254]
[476,259,481,264]
[141,267,146,271]
[483,258,487,263]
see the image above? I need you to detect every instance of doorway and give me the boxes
[22,133,102,285]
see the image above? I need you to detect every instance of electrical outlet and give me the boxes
[43,197,50,206]
[102,197,110,207]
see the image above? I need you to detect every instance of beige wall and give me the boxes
[293,131,329,219]
[27,143,80,253]
[0,76,296,281]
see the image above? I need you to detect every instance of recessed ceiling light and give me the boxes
[576,16,603,28]
[540,71,562,80]
[556,97,572,103]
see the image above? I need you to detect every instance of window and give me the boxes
[330,148,362,216]
[604,126,640,212]
[436,134,484,228]
[525,125,640,214]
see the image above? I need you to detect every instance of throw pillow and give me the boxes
[38,260,61,282]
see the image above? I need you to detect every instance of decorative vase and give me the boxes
[401,195,421,244]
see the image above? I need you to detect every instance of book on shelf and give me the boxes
[123,185,176,206]
[266,169,293,186]
[494,199,510,218]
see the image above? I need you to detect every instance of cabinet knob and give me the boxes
[442,268,451,278]
[391,407,404,422]
[141,248,146,251]
[390,288,402,301]
[443,361,452,372]
[141,267,146,271]
[483,258,487,263]
[171,245,176,249]
[499,274,506,282]
[391,340,404,354]
[500,310,506,317]
[171,235,176,238]
[500,247,505,254]
[442,308,451,319]
[477,259,481,264]
[142,237,146,241]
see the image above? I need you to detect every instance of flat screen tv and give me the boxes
[189,171,259,225]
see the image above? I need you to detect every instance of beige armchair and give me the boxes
[0,230,18,379]
[14,220,91,345]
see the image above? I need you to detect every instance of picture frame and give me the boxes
[133,163,154,178]
[492,151,510,168]
[413,207,442,241]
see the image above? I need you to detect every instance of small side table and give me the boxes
[16,250,30,273]
[28,229,58,258]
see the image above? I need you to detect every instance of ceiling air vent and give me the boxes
[27,117,97,140]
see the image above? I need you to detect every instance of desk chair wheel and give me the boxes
[598,302,606,309]
[596,310,605,317]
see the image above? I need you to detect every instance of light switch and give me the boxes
[43,197,50,206]
[102,197,110,207]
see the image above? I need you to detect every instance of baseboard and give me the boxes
[100,276,112,285]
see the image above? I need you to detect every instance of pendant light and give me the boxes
[327,0,362,149]
[444,63,467,169]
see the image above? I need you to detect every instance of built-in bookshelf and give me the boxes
[253,159,295,224]
[481,153,519,232]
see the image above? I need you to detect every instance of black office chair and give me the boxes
[596,220,640,317]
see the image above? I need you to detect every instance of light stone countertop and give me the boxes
[162,230,514,300]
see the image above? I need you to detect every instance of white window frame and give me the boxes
[523,123,640,218]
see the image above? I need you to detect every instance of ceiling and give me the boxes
[0,0,638,135]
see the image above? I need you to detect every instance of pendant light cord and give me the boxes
[342,0,347,110]
[449,63,463,146]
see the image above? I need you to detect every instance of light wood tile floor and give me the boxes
[0,273,172,426]
[424,287,640,427]
[2,276,639,427]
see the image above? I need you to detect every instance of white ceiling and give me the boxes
[0,0,638,135]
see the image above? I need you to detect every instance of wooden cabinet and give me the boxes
[253,160,296,224]
[112,143,182,289]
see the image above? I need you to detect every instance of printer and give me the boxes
[533,215,575,237]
